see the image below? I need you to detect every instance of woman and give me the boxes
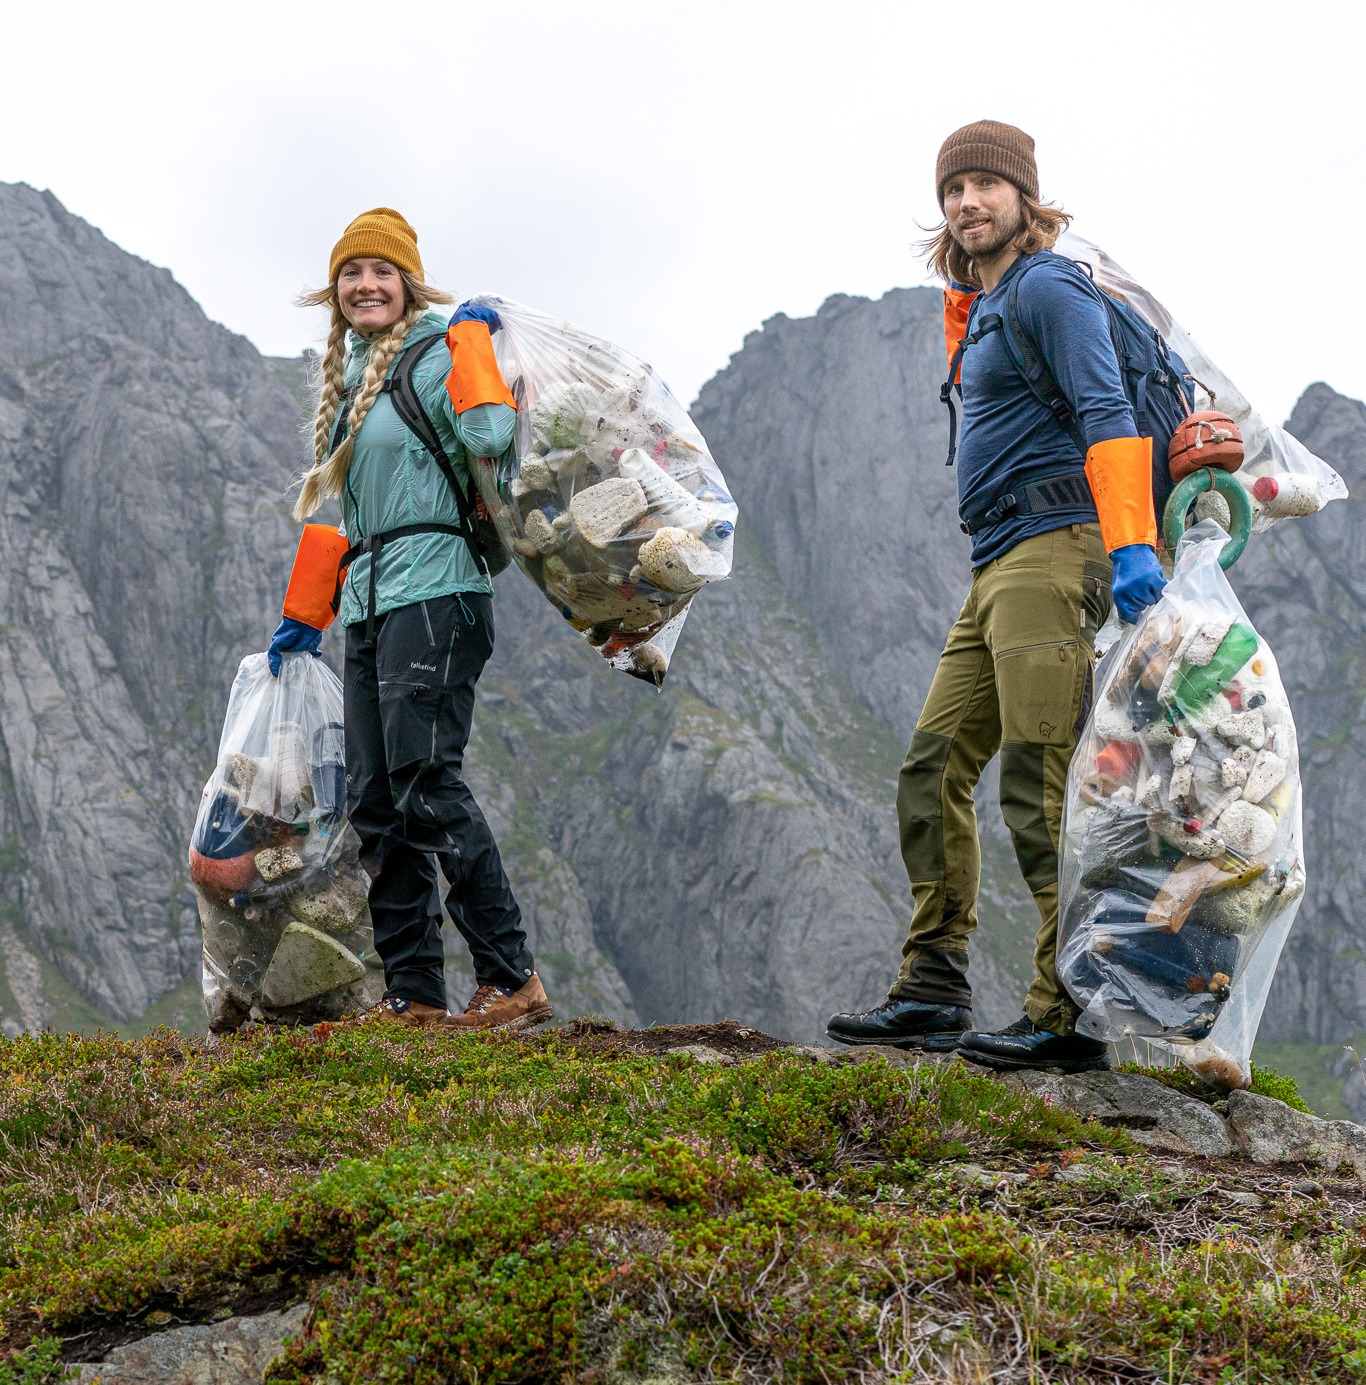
[267,206,552,1032]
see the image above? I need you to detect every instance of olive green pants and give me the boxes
[892,524,1112,1034]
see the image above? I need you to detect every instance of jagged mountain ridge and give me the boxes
[0,184,1360,1073]
[0,183,1014,1038]
[0,185,305,1023]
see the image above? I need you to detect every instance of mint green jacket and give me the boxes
[337,311,515,629]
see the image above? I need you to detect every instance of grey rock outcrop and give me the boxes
[1225,1089,1366,1175]
[72,1302,308,1383]
[0,183,303,1021]
[1000,1065,1366,1177]
[1004,1068,1234,1157]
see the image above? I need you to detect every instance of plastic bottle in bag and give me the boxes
[1057,521,1306,1090]
[190,653,382,1032]
[1057,231,1347,535]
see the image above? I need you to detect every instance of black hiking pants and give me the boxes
[344,592,533,1009]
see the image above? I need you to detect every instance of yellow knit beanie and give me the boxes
[328,207,423,284]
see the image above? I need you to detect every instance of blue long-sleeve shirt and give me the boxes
[956,250,1135,566]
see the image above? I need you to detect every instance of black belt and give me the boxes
[960,472,1094,537]
[341,523,467,638]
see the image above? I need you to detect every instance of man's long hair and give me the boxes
[921,192,1073,287]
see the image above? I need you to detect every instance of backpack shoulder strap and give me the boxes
[329,380,361,454]
[939,293,1005,467]
[383,334,490,576]
[1000,253,1093,456]
[383,334,447,460]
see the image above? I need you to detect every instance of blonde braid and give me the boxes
[293,267,453,519]
[293,303,422,519]
[309,310,349,469]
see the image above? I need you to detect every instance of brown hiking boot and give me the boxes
[348,995,453,1029]
[444,974,554,1033]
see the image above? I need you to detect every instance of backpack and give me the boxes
[942,250,1193,530]
[332,333,512,634]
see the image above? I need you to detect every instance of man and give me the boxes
[827,120,1167,1072]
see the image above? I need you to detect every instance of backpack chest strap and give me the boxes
[340,522,468,640]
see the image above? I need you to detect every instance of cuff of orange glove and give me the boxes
[445,320,516,415]
[282,524,351,630]
[943,285,979,378]
[1085,436,1158,552]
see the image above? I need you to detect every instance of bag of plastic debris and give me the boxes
[463,294,738,685]
[1057,520,1305,1091]
[190,652,382,1032]
[1057,231,1347,532]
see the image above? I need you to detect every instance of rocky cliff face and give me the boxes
[0,185,1360,1078]
[1226,386,1366,1050]
[0,184,304,1025]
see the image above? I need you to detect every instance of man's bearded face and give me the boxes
[943,173,1025,261]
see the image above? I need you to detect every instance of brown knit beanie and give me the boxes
[328,207,423,284]
[936,121,1038,207]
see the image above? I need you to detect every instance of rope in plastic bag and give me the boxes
[190,653,381,1032]
[467,295,738,685]
[1057,520,1306,1090]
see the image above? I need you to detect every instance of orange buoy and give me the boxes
[189,847,258,898]
[1168,411,1244,482]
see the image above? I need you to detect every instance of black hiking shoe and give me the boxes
[826,998,971,1052]
[957,1016,1110,1074]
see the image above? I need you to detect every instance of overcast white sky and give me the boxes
[3,0,1362,424]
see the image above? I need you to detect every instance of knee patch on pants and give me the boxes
[898,729,953,882]
[999,741,1056,894]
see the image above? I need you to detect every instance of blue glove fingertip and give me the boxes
[449,301,502,333]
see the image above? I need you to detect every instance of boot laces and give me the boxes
[465,985,505,1015]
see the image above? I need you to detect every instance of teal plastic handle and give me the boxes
[1162,467,1253,570]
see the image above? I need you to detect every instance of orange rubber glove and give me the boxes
[1084,436,1158,553]
[943,285,979,379]
[282,524,351,631]
[445,319,516,415]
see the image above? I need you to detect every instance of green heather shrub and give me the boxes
[0,1027,1363,1382]
[1250,1064,1313,1112]
[0,1338,71,1384]
[1118,1058,1313,1112]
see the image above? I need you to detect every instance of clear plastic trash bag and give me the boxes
[466,294,738,684]
[1057,520,1305,1090]
[1058,231,1347,532]
[190,653,382,1032]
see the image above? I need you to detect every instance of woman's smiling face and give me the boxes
[337,257,406,335]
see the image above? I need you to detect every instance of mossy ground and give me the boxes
[0,1022,1362,1383]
